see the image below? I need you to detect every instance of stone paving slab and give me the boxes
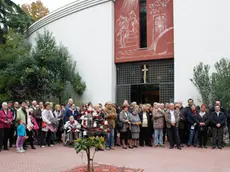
[0,145,230,172]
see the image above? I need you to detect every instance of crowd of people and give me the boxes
[0,98,229,153]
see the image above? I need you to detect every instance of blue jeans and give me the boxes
[188,128,198,146]
[106,126,114,148]
[154,129,163,146]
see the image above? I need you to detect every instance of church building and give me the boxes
[27,0,230,105]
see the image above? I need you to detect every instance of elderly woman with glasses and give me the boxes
[0,102,13,151]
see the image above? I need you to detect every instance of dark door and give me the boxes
[131,84,159,104]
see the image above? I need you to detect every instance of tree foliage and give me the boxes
[0,30,86,103]
[190,63,212,106]
[0,0,33,43]
[21,0,49,22]
[191,58,230,108]
[74,136,105,172]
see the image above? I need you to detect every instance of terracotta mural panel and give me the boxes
[115,0,174,63]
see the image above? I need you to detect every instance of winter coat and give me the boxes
[211,111,226,128]
[119,110,130,132]
[197,111,210,131]
[128,113,141,133]
[164,110,180,128]
[41,109,54,132]
[152,110,164,129]
[16,108,27,125]
[104,107,117,129]
[0,109,13,128]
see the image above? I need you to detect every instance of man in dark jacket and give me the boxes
[210,100,228,147]
[181,99,194,144]
[177,101,186,146]
[211,105,226,149]
[34,102,44,145]
[209,101,226,114]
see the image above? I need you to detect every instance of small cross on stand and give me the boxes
[142,64,148,83]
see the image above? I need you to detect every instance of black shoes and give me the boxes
[177,146,182,150]
[212,146,216,149]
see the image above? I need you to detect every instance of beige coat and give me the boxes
[152,110,164,129]
[104,107,117,129]
[164,109,180,128]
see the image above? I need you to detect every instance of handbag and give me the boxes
[42,121,47,128]
[117,118,123,130]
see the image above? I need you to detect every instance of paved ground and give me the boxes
[0,144,230,172]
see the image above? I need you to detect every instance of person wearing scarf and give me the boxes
[187,104,199,147]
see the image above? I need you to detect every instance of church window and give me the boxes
[140,0,147,48]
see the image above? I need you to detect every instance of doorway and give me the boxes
[131,84,159,104]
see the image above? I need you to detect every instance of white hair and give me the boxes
[28,108,34,113]
[131,102,137,106]
[68,98,73,103]
[142,105,147,110]
[2,102,7,107]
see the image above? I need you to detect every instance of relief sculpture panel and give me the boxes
[115,0,174,63]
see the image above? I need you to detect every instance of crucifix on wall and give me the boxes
[142,64,148,83]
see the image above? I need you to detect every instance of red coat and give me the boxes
[0,109,13,128]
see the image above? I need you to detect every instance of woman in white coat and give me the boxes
[40,102,55,147]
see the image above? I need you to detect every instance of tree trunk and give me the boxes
[58,95,62,104]
[87,147,91,172]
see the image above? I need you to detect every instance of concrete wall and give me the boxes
[27,0,116,105]
[174,0,230,105]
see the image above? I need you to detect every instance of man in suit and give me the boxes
[209,101,226,114]
[165,103,182,150]
[181,99,194,144]
[210,101,228,147]
[211,105,226,149]
[139,105,152,147]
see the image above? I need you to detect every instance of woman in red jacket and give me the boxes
[0,102,13,151]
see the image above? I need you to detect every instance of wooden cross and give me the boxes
[142,64,148,83]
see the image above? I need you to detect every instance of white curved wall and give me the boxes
[174,0,230,105]
[27,0,116,104]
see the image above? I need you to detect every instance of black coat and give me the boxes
[139,111,151,129]
[187,111,199,129]
[197,111,210,130]
[211,111,225,128]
